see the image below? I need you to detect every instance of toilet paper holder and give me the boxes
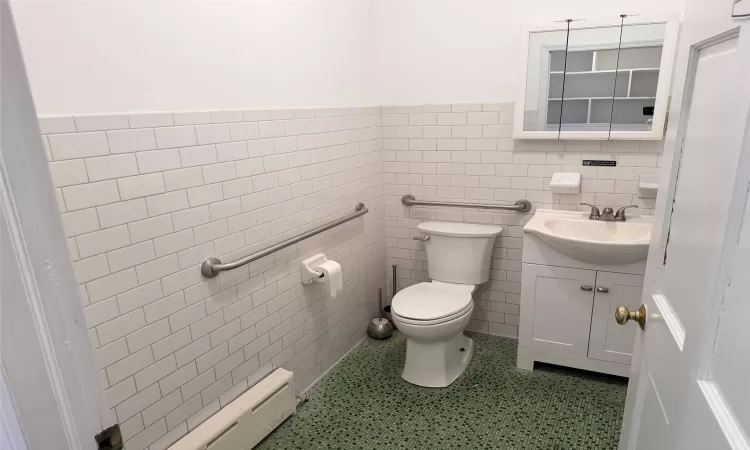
[300,253,328,284]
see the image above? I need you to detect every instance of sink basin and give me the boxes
[524,209,652,264]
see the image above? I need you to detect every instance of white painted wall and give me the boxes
[372,0,684,106]
[10,0,374,115]
[10,0,686,114]
[11,0,687,115]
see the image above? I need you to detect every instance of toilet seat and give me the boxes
[391,282,473,325]
[392,303,473,326]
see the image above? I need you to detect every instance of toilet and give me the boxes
[391,221,503,388]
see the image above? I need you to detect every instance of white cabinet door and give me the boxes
[588,271,644,365]
[520,263,596,357]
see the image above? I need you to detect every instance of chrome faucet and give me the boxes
[580,203,638,222]
[599,207,616,221]
[614,205,638,222]
[580,203,601,220]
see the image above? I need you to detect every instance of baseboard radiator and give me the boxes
[169,369,295,450]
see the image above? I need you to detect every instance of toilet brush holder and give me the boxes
[382,305,395,329]
[383,264,397,329]
[368,288,393,340]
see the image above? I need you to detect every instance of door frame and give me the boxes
[619,9,750,449]
[1,1,110,448]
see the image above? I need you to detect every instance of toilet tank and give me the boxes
[417,221,504,285]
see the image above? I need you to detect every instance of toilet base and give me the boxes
[401,333,474,388]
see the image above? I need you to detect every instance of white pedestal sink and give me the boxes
[523,209,652,264]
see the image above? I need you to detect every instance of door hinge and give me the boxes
[95,424,123,450]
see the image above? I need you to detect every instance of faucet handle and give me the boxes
[580,203,601,220]
[615,205,639,221]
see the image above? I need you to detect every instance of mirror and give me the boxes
[558,25,623,134]
[610,21,666,132]
[523,29,569,132]
[516,17,673,139]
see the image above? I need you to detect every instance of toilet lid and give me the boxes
[391,282,473,321]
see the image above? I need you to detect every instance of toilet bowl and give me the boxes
[391,281,475,388]
[390,221,503,388]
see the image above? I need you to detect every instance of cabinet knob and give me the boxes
[580,285,593,291]
[615,304,647,330]
[596,287,609,293]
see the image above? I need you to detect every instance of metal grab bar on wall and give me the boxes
[401,195,532,213]
[200,203,368,278]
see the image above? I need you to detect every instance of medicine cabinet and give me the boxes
[513,16,679,140]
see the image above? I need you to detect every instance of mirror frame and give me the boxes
[513,15,680,141]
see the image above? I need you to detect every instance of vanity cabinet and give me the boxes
[519,265,596,358]
[513,15,679,140]
[518,263,643,377]
[587,271,644,365]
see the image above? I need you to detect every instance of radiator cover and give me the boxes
[169,368,295,450]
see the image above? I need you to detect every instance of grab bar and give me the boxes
[200,202,368,278]
[401,195,531,213]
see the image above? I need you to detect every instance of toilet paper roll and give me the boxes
[316,260,343,299]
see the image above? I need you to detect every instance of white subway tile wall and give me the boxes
[41,107,385,450]
[382,103,662,339]
[41,102,662,449]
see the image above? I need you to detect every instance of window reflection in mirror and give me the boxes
[610,22,666,132]
[524,20,668,137]
[558,25,623,134]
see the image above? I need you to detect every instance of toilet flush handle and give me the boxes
[412,236,430,241]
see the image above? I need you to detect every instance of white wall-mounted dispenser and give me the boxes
[301,253,343,298]
[638,173,659,198]
[549,172,581,194]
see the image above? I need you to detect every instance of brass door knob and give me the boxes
[615,304,647,330]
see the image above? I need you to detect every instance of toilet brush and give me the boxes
[368,288,393,339]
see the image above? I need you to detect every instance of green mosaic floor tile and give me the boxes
[255,332,627,450]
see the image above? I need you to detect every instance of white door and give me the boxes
[519,264,596,357]
[619,2,750,449]
[0,2,109,449]
[588,271,643,365]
